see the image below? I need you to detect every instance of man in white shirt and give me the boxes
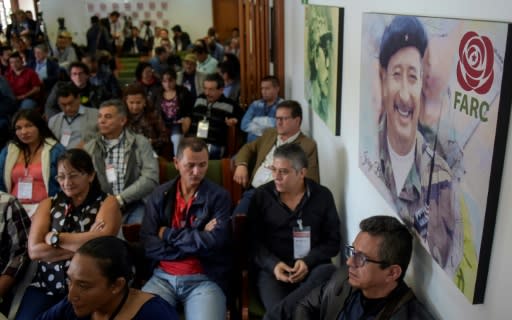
[233,100,319,214]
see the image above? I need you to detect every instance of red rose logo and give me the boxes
[456,31,494,94]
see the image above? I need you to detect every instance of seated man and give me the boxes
[193,39,218,75]
[28,44,60,94]
[81,54,121,99]
[51,31,78,71]
[0,192,30,316]
[5,51,41,110]
[84,99,159,224]
[184,73,242,159]
[48,83,99,149]
[149,46,170,78]
[177,53,206,100]
[295,215,434,320]
[241,75,283,142]
[141,137,231,320]
[248,143,340,320]
[234,100,319,214]
[45,62,111,119]
[122,26,147,56]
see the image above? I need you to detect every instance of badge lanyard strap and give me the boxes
[23,142,42,176]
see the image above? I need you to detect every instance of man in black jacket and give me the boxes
[294,215,434,320]
[248,143,341,320]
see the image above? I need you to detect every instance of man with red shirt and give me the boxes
[141,137,231,320]
[5,51,41,110]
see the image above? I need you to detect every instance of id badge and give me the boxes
[18,175,34,200]
[61,130,72,147]
[197,120,209,138]
[293,226,311,259]
[106,164,117,183]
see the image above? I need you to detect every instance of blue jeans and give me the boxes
[169,125,182,157]
[14,286,64,320]
[19,99,37,110]
[142,268,226,320]
[122,200,145,224]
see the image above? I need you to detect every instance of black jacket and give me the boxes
[248,179,341,272]
[294,266,435,320]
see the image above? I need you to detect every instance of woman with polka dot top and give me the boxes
[14,149,122,320]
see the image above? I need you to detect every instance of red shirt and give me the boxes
[159,180,204,275]
[5,67,41,97]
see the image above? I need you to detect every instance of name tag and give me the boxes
[197,119,209,138]
[106,164,117,183]
[293,226,311,259]
[18,176,34,200]
[61,130,72,147]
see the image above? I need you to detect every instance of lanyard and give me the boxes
[109,288,129,320]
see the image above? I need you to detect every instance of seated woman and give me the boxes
[153,69,194,157]
[123,84,169,156]
[15,149,122,320]
[0,109,66,216]
[134,62,160,104]
[37,236,178,319]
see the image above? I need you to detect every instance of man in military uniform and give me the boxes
[376,16,462,275]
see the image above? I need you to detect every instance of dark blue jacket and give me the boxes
[141,177,232,293]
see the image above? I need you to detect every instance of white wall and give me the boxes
[285,0,512,319]
[39,0,213,47]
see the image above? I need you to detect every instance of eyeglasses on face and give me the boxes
[344,245,389,268]
[55,172,85,182]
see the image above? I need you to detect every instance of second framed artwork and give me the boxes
[359,13,512,303]
[304,5,344,135]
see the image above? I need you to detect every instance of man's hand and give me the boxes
[204,218,217,231]
[289,259,309,283]
[274,261,293,283]
[233,165,249,187]
[158,226,167,240]
[181,117,192,134]
[225,117,238,126]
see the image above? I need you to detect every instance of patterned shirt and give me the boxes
[102,131,126,195]
[31,188,107,295]
[0,192,30,279]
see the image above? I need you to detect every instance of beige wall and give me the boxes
[285,0,512,319]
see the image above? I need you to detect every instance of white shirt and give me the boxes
[251,130,301,188]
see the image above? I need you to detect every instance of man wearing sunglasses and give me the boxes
[295,215,434,319]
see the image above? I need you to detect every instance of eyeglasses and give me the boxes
[344,245,389,268]
[55,172,85,182]
[275,116,293,122]
[269,166,294,177]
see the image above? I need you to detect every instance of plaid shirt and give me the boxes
[102,131,126,195]
[0,192,30,279]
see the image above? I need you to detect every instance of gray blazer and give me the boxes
[84,129,159,205]
[48,106,99,148]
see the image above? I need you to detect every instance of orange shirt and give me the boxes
[11,162,48,204]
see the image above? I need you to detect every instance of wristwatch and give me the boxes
[50,231,60,248]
